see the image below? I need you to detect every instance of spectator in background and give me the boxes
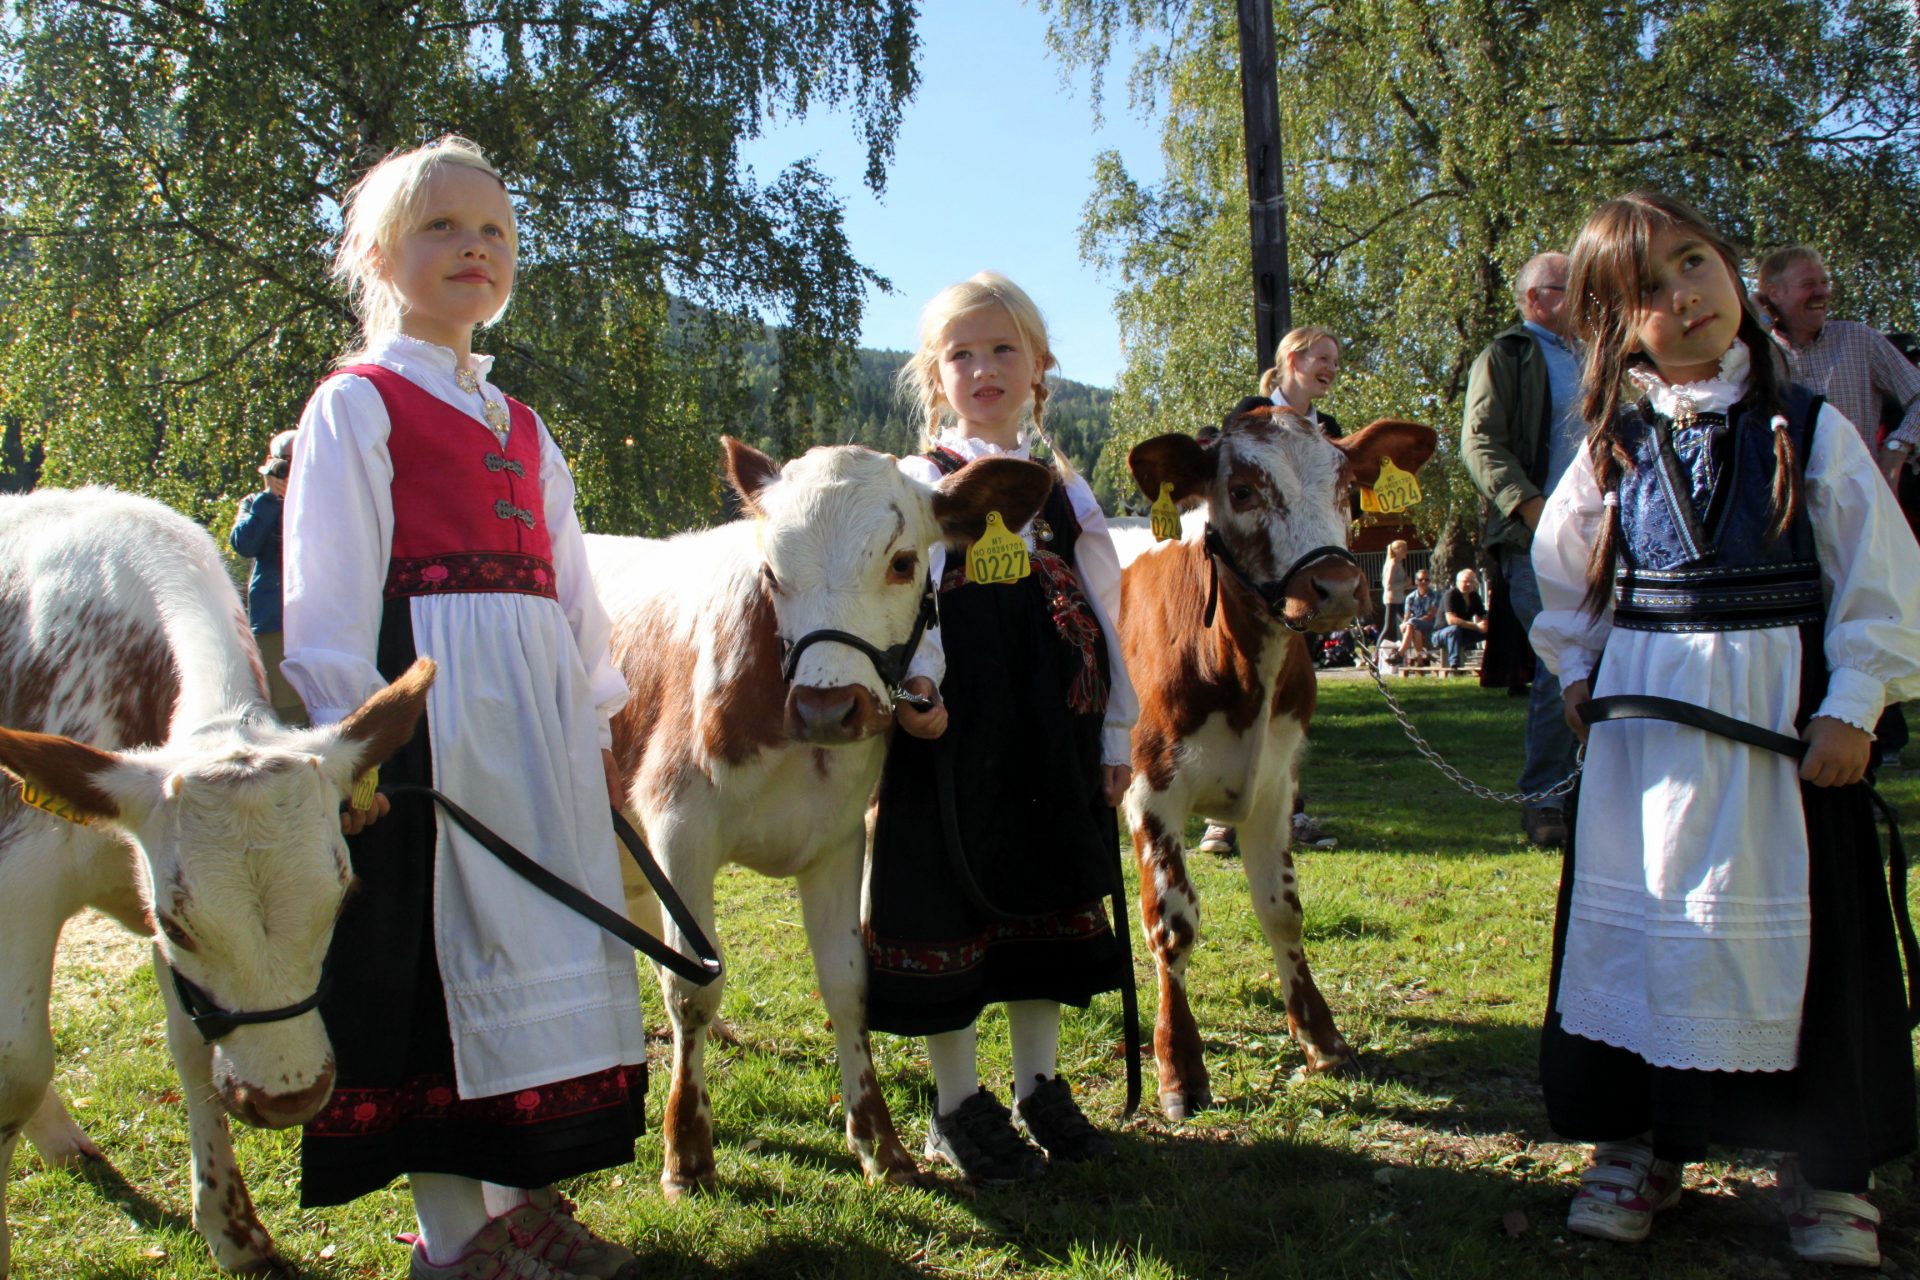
[1755,246,1920,488]
[1381,540,1413,640]
[230,429,307,725]
[1399,567,1444,663]
[1460,251,1584,847]
[1432,568,1489,671]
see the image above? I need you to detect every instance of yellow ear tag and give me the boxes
[1149,482,1182,541]
[350,766,380,813]
[1361,457,1422,515]
[16,777,92,826]
[966,511,1031,585]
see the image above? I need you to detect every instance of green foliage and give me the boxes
[0,0,918,533]
[1045,0,1920,542]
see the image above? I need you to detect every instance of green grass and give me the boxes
[13,677,1920,1278]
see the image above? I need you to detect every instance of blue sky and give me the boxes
[736,2,1165,390]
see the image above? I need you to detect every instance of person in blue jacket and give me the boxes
[230,429,308,725]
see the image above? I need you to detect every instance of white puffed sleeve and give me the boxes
[1805,403,1920,732]
[1064,472,1139,766]
[899,452,950,688]
[281,375,395,726]
[1527,450,1612,686]
[537,415,631,748]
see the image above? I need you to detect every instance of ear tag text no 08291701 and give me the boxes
[1150,482,1181,541]
[967,511,1031,585]
[1359,457,1422,515]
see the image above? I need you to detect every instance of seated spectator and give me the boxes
[1431,568,1489,669]
[1399,568,1444,662]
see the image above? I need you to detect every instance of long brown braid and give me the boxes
[1565,191,1799,620]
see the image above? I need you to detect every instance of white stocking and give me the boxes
[925,1023,980,1115]
[481,1181,540,1218]
[410,1172,489,1265]
[1007,1000,1061,1100]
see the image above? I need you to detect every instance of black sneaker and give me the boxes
[925,1089,1045,1184]
[1012,1076,1115,1163]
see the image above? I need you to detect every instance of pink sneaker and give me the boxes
[1780,1161,1881,1268]
[497,1193,638,1280]
[1565,1140,1681,1243]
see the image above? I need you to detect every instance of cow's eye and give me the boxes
[157,914,196,951]
[761,564,779,592]
[1229,485,1255,505]
[887,551,918,582]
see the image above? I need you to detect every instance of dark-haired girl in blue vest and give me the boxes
[1530,191,1920,1268]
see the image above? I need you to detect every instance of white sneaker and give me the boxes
[1781,1163,1881,1268]
[1565,1140,1681,1244]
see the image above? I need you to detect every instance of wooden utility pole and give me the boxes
[1236,0,1291,381]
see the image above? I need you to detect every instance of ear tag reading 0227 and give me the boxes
[1359,457,1423,515]
[966,511,1031,585]
[1150,482,1181,541]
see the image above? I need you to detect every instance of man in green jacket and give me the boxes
[1461,252,1583,847]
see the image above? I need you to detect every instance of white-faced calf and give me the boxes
[0,488,430,1276]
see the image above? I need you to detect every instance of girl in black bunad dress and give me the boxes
[869,272,1138,1183]
[1531,191,1920,1268]
[282,136,643,1280]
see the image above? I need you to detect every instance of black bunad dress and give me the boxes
[1536,383,1919,1190]
[286,352,645,1206]
[865,452,1130,1036]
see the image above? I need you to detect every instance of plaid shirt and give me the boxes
[1773,320,1920,451]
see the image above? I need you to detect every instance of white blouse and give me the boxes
[900,430,1139,766]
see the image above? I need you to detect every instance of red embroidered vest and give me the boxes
[336,364,558,601]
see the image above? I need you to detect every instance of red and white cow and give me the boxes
[0,488,430,1277]
[587,439,1050,1197]
[1117,411,1436,1120]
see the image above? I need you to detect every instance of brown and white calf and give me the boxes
[0,488,429,1276]
[588,439,1050,1197]
[1117,411,1436,1120]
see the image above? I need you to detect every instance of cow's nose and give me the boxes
[221,1059,334,1128]
[785,685,865,743]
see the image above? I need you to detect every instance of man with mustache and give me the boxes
[1755,245,1920,489]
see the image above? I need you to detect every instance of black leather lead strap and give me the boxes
[1578,694,1919,1026]
[382,783,723,987]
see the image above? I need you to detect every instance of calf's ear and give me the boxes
[319,657,436,795]
[1334,418,1438,486]
[0,727,129,826]
[722,437,783,515]
[1128,434,1212,507]
[929,457,1054,547]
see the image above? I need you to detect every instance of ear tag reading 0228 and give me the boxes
[1360,457,1423,515]
[16,777,92,826]
[350,766,380,813]
[1150,482,1181,541]
[967,511,1031,585]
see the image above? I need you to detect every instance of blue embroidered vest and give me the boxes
[1609,385,1823,633]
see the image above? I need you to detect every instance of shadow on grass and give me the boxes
[63,1153,196,1237]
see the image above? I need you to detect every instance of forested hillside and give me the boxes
[726,329,1121,510]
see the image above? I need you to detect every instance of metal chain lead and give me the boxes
[1348,635,1582,805]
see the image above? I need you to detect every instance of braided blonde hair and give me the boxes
[896,271,1073,477]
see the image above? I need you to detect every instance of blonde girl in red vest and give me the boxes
[282,136,643,1280]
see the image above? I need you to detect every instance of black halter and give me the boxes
[778,576,939,709]
[1200,525,1360,633]
[169,961,332,1045]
